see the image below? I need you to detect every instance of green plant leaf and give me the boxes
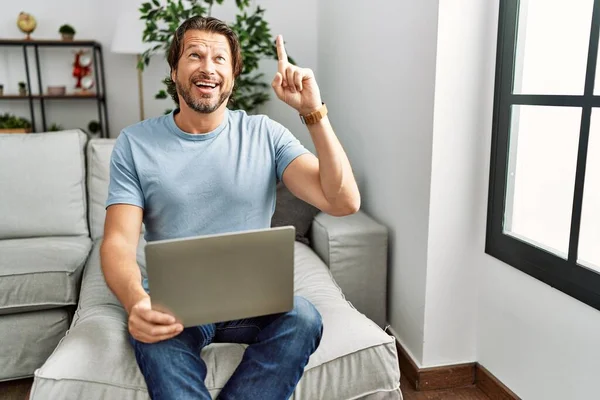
[0,113,32,129]
[140,2,152,13]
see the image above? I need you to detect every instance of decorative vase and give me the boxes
[0,87,3,96]
[61,33,74,41]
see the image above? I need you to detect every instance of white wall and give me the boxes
[478,260,600,399]
[432,1,600,398]
[236,0,318,151]
[0,0,317,146]
[317,0,440,364]
[319,2,600,398]
[422,0,486,366]
[470,3,600,399]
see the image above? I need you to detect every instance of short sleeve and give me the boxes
[106,132,144,209]
[270,119,311,181]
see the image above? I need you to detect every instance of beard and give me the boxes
[176,74,232,114]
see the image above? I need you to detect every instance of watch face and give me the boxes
[79,52,93,67]
[81,76,94,90]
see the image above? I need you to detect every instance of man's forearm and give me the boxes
[307,116,360,212]
[100,239,148,314]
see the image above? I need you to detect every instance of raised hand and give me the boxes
[271,35,322,115]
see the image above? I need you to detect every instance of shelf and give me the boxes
[0,37,109,137]
[0,38,100,47]
[0,93,103,100]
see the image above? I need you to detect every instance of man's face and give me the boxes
[172,30,234,114]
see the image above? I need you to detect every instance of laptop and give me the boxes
[144,226,295,327]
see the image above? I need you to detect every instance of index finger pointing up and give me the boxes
[276,34,288,63]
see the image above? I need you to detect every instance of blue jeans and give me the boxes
[129,296,323,400]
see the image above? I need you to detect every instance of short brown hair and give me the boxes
[165,16,243,105]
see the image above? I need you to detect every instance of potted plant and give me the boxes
[48,123,63,132]
[139,0,293,114]
[59,24,76,41]
[0,113,32,133]
[18,81,27,96]
[0,84,3,96]
[87,120,101,136]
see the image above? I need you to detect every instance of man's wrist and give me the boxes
[299,103,327,125]
[126,282,149,314]
[299,104,322,116]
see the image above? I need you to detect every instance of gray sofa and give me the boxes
[0,130,402,399]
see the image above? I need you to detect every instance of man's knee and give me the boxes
[292,296,323,343]
[130,334,182,364]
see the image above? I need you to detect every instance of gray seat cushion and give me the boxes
[0,308,71,381]
[0,236,92,315]
[31,240,401,399]
[0,130,89,239]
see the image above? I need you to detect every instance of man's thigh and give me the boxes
[129,323,217,359]
[213,296,319,344]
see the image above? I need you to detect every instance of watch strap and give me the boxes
[300,103,327,125]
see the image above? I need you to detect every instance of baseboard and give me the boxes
[395,340,519,398]
[476,363,520,400]
[395,340,475,391]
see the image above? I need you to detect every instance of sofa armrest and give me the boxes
[309,210,388,327]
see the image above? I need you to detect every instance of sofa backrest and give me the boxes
[0,130,89,239]
[87,138,145,240]
[87,139,116,240]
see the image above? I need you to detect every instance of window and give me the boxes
[487,0,600,310]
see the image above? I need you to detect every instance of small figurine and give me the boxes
[17,12,37,40]
[72,50,92,90]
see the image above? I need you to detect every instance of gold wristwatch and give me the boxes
[300,103,328,125]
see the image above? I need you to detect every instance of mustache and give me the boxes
[190,73,221,84]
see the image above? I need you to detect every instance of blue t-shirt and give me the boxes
[106,108,310,243]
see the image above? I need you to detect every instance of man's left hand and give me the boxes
[272,35,322,116]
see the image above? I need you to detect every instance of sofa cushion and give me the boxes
[271,182,320,245]
[76,236,147,312]
[31,241,401,399]
[0,130,89,239]
[87,139,116,240]
[310,211,389,327]
[0,236,92,315]
[87,139,145,240]
[0,308,71,381]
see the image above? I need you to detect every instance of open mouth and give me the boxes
[194,80,220,94]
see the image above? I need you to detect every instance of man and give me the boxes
[101,16,360,400]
